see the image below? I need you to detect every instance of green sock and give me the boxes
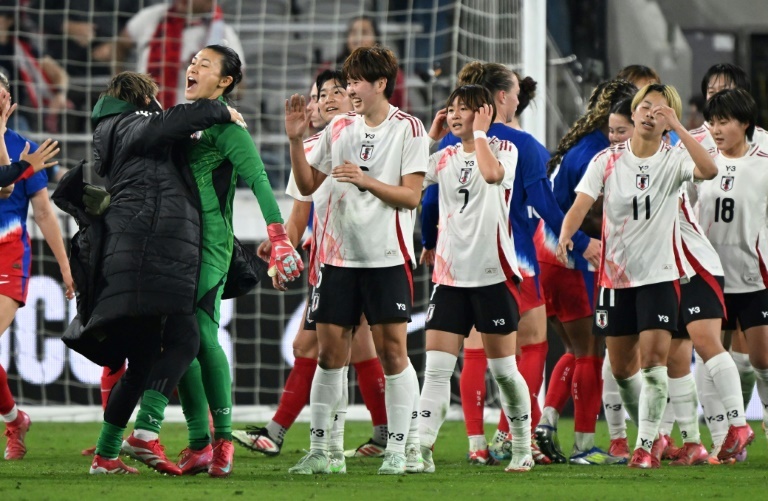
[178,359,212,449]
[95,421,125,459]
[135,390,169,434]
[197,306,233,442]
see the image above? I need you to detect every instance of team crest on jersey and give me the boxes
[636,174,650,191]
[720,176,734,192]
[190,131,203,143]
[426,304,435,322]
[360,144,374,161]
[459,167,472,185]
[595,310,608,329]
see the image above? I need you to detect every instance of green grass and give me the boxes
[0,420,766,500]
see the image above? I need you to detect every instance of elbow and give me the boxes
[481,171,504,184]
[297,183,315,197]
[702,163,718,180]
[404,191,422,210]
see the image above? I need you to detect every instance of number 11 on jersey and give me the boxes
[633,195,650,220]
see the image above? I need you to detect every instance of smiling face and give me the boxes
[184,48,232,101]
[446,96,476,141]
[318,79,352,123]
[632,91,669,138]
[346,77,385,116]
[608,113,634,145]
[709,116,748,156]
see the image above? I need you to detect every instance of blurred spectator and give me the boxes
[116,0,245,107]
[0,7,70,133]
[389,0,453,82]
[686,94,705,130]
[615,64,660,89]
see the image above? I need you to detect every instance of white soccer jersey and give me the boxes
[679,184,724,278]
[696,145,768,293]
[689,122,768,151]
[576,140,695,288]
[306,106,429,268]
[424,138,521,287]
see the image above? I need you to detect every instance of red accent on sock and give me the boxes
[544,353,576,413]
[573,356,603,433]
[273,357,318,428]
[100,363,126,410]
[354,357,387,426]
[498,409,510,433]
[460,348,487,437]
[519,341,548,434]
[0,364,15,415]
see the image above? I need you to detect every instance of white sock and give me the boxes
[669,374,700,444]
[574,432,595,452]
[330,366,349,453]
[695,352,729,448]
[731,350,756,408]
[468,435,487,452]
[602,357,627,439]
[615,371,642,426]
[657,396,675,437]
[540,406,559,429]
[636,366,668,453]
[2,405,18,423]
[705,351,747,427]
[490,428,506,444]
[133,429,159,442]
[385,366,415,455]
[265,420,287,445]
[309,366,343,452]
[406,362,421,448]
[418,351,456,449]
[373,425,388,446]
[753,367,768,427]
[488,355,530,458]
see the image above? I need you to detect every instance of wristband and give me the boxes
[473,130,487,140]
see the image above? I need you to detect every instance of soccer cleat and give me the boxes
[669,442,709,466]
[288,450,330,474]
[531,437,552,465]
[628,448,656,469]
[488,431,512,461]
[569,446,627,465]
[608,438,630,459]
[377,451,407,475]
[121,434,181,476]
[420,445,435,473]
[468,447,499,466]
[405,443,425,473]
[89,454,140,474]
[4,410,31,460]
[718,424,755,461]
[329,451,347,474]
[344,438,386,458]
[649,436,665,468]
[232,426,281,456]
[533,425,566,464]
[81,445,97,456]
[660,434,681,460]
[504,454,534,472]
[177,444,213,475]
[208,439,234,478]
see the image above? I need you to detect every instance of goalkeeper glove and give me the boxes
[267,223,304,283]
[83,184,110,216]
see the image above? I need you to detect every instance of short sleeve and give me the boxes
[677,149,696,183]
[498,142,518,189]
[306,125,333,175]
[517,137,547,188]
[285,171,312,202]
[423,150,441,188]
[401,120,429,176]
[25,170,48,197]
[575,151,607,200]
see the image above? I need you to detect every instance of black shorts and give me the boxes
[723,289,768,331]
[308,264,413,326]
[676,274,725,338]
[593,281,680,337]
[425,281,520,336]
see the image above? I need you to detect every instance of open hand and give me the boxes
[332,160,367,189]
[428,108,449,142]
[473,103,494,134]
[285,94,311,140]
[20,139,60,173]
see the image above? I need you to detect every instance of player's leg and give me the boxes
[82,364,128,456]
[730,327,755,408]
[740,292,768,448]
[0,294,26,461]
[459,328,489,460]
[602,356,630,458]
[516,300,547,437]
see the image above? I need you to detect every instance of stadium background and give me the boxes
[2,0,768,421]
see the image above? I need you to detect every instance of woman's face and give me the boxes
[185,48,231,101]
[705,74,736,101]
[318,79,352,123]
[446,96,477,140]
[347,19,376,52]
[608,113,634,145]
[709,116,748,155]
[498,74,519,123]
[632,91,670,138]
[307,83,323,129]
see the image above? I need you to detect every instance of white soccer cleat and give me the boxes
[377,451,407,475]
[288,450,330,475]
[420,445,435,473]
[405,444,425,473]
[329,451,347,474]
[505,453,535,473]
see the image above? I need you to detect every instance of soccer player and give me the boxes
[418,84,534,473]
[558,83,717,469]
[285,45,428,475]
[0,85,66,461]
[696,88,765,457]
[120,46,302,478]
[534,80,637,464]
[232,71,389,465]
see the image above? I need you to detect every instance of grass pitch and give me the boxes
[0,419,766,500]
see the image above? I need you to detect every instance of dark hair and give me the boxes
[689,94,705,111]
[336,16,381,65]
[616,64,660,86]
[704,88,757,141]
[547,79,637,174]
[102,71,158,108]
[610,97,633,123]
[515,73,537,117]
[316,69,347,95]
[458,61,516,97]
[701,63,750,98]
[342,45,398,99]
[203,44,243,97]
[445,84,497,125]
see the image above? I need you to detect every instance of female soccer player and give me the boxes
[120,45,302,478]
[558,83,717,469]
[417,84,534,473]
[534,80,636,465]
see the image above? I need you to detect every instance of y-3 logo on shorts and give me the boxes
[396,303,406,311]
[492,319,505,326]
[688,306,700,314]
[658,315,669,323]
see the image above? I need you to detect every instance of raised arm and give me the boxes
[473,105,505,184]
[285,94,327,195]
[655,105,717,180]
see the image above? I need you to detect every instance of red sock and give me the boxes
[0,364,15,415]
[497,409,509,433]
[273,357,318,428]
[544,353,575,413]
[100,363,126,410]
[460,348,487,437]
[573,356,603,433]
[355,357,387,426]
[519,341,547,434]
